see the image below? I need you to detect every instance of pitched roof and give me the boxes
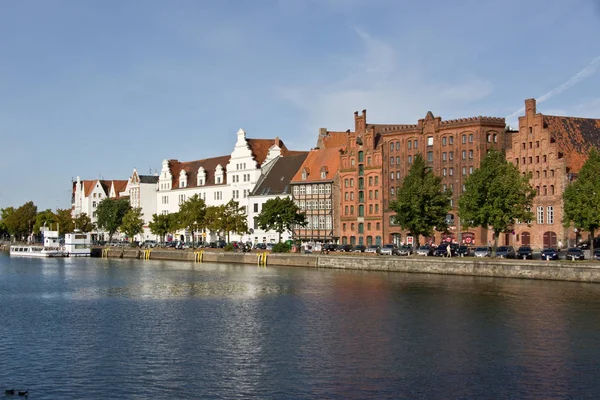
[291,147,342,183]
[168,155,231,189]
[544,115,600,173]
[139,175,159,184]
[319,130,350,149]
[250,153,309,196]
[112,180,129,197]
[246,137,291,166]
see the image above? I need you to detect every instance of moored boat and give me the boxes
[9,230,66,258]
[63,230,91,257]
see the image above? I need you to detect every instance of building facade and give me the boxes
[507,98,600,249]
[248,152,309,244]
[291,147,342,244]
[122,169,159,242]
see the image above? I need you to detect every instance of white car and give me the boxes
[473,246,492,257]
[380,244,398,256]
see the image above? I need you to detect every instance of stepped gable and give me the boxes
[251,152,310,196]
[168,155,231,190]
[544,115,600,173]
[246,137,291,166]
[291,147,342,183]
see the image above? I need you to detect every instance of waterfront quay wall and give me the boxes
[88,248,600,283]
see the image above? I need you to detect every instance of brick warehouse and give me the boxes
[315,100,600,250]
[507,98,600,249]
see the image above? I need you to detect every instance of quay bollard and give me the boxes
[194,250,204,263]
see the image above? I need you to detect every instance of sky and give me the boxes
[1,0,600,211]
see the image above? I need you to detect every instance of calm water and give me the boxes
[1,253,600,399]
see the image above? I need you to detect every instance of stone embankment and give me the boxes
[89,248,600,283]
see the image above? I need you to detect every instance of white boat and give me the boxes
[64,230,92,257]
[9,230,66,258]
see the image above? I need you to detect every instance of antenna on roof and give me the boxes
[149,166,152,174]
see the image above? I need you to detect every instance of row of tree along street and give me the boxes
[2,149,600,255]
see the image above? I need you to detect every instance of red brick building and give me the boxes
[507,98,600,249]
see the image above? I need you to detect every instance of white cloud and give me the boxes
[277,29,494,141]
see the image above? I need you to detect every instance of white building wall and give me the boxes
[247,194,293,244]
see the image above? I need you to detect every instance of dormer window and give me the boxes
[320,171,326,179]
[179,171,187,188]
[302,172,308,180]
[197,167,206,186]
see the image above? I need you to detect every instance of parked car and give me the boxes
[433,243,457,257]
[565,247,585,261]
[143,240,158,248]
[254,243,267,250]
[594,248,600,261]
[336,244,353,252]
[322,243,338,252]
[416,245,434,256]
[352,245,367,253]
[266,243,274,251]
[495,246,516,259]
[540,247,559,260]
[517,246,533,259]
[397,245,413,256]
[380,244,398,256]
[473,246,492,258]
[365,245,381,254]
[216,240,227,248]
[456,245,472,257]
[577,238,600,250]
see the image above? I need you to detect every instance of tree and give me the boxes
[55,208,75,234]
[149,213,175,243]
[458,149,535,255]
[33,209,58,234]
[220,200,248,243]
[563,147,600,254]
[1,207,16,239]
[120,207,145,245]
[6,202,38,240]
[96,198,131,243]
[73,212,94,233]
[178,195,207,247]
[204,206,223,240]
[389,154,452,247]
[256,196,306,243]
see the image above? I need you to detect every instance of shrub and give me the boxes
[223,243,235,252]
[272,242,291,253]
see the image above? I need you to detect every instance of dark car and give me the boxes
[433,243,456,257]
[352,245,367,253]
[517,246,533,259]
[541,247,559,260]
[496,246,516,259]
[336,244,353,252]
[565,247,585,261]
[456,245,472,257]
[322,243,338,252]
[577,238,600,250]
[594,249,600,261]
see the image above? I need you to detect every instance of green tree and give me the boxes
[120,207,145,246]
[6,201,38,240]
[389,154,452,247]
[178,194,207,247]
[96,198,131,243]
[256,196,306,243]
[1,207,16,238]
[55,208,75,234]
[458,149,535,255]
[563,147,600,254]
[33,209,58,234]
[149,213,176,243]
[204,206,223,240]
[73,212,94,233]
[220,200,248,243]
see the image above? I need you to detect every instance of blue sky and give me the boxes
[1,0,599,211]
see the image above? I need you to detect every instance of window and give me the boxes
[449,136,454,145]
[368,190,372,200]
[414,140,418,149]
[462,150,466,160]
[320,171,326,179]
[306,185,312,195]
[408,155,413,164]
[550,185,554,195]
[543,155,547,163]
[536,141,540,148]
[469,134,473,143]
[350,179,354,187]
[449,151,454,161]
[396,172,401,180]
[350,205,354,215]
[442,152,447,161]
[358,151,364,162]
[487,134,491,143]
[408,141,412,150]
[325,184,331,194]
[462,167,467,176]
[396,142,400,150]
[375,176,379,185]
[390,172,394,180]
[300,186,305,195]
[449,168,454,176]
[442,168,447,176]
[350,192,354,200]
[469,150,473,159]
[345,192,349,201]
[396,156,400,164]
[359,178,364,189]
[537,206,544,224]
[442,137,447,146]
[390,143,394,151]
[427,136,433,146]
[358,205,364,217]
[536,156,540,163]
[344,179,348,188]
[462,134,466,144]
[358,223,364,234]
[391,187,395,195]
[469,166,473,174]
[493,134,497,143]
[375,190,379,199]
[358,165,364,176]
[529,127,533,134]
[345,206,348,215]
[427,151,433,162]
[254,203,259,212]
[369,204,373,214]
[390,157,395,166]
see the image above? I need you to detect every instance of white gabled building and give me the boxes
[121,169,159,242]
[247,152,309,244]
[156,128,300,243]
[71,177,128,239]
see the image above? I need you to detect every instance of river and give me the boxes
[1,253,599,399]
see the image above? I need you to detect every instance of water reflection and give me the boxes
[1,253,600,399]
